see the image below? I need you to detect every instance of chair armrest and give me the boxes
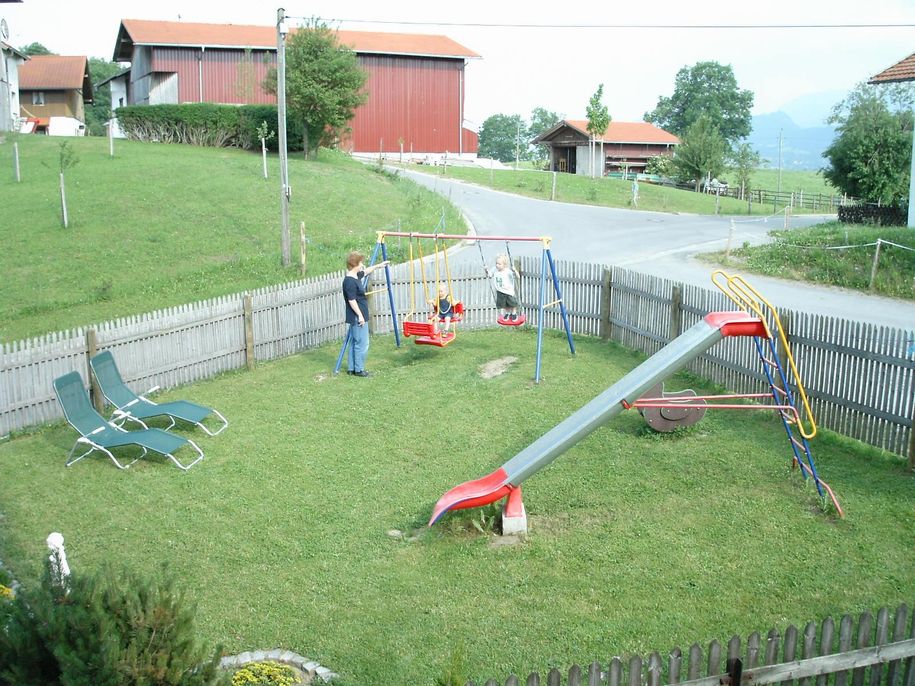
[122,398,141,409]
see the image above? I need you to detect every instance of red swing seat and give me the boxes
[415,331,456,347]
[497,313,526,326]
[402,319,436,338]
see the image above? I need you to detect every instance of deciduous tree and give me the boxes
[86,57,124,136]
[645,61,753,148]
[730,142,762,199]
[585,84,610,177]
[264,19,368,158]
[527,107,562,164]
[823,82,914,205]
[478,113,526,163]
[672,114,728,191]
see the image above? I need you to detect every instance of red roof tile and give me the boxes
[116,19,479,60]
[18,55,89,90]
[564,120,680,145]
[869,52,915,84]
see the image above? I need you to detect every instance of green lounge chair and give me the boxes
[53,372,205,471]
[89,351,228,436]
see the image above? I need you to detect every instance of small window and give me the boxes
[32,91,45,105]
[118,97,125,108]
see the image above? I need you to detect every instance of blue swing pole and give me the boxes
[546,248,576,356]
[534,246,549,383]
[379,240,401,347]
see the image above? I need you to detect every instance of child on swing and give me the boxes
[490,254,521,322]
[432,282,456,337]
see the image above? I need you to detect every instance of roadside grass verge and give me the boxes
[404,164,829,215]
[0,136,464,342]
[0,329,911,684]
[699,221,915,301]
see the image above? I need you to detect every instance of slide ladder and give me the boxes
[712,271,843,516]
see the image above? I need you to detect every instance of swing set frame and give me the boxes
[333,231,576,382]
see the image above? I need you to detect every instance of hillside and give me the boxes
[0,136,465,342]
[749,111,835,171]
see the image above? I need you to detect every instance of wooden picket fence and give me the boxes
[467,603,915,686]
[1,258,912,468]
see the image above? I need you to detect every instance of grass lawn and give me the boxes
[0,136,464,343]
[406,164,832,216]
[699,221,915,301]
[752,169,838,197]
[0,329,912,685]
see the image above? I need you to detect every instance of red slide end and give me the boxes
[428,468,512,526]
[704,311,769,338]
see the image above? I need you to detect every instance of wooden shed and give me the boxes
[112,19,480,156]
[533,120,679,176]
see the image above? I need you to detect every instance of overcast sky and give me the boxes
[3,0,913,128]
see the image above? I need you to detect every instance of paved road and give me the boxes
[401,168,915,332]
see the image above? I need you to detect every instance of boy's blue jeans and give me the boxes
[348,323,369,372]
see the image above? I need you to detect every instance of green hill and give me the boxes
[0,136,464,342]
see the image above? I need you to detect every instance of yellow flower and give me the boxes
[0,585,14,601]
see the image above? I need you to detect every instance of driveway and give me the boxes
[400,168,915,332]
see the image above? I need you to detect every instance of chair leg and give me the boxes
[197,409,229,436]
[165,439,205,471]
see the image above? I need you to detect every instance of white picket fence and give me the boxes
[1,260,912,467]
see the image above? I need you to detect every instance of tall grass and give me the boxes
[0,330,911,684]
[701,221,915,300]
[0,136,464,342]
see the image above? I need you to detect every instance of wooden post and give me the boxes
[551,171,557,201]
[243,294,255,371]
[909,404,915,471]
[868,240,882,291]
[599,267,612,342]
[13,141,20,182]
[299,221,307,277]
[108,121,114,157]
[725,219,735,264]
[86,329,104,414]
[261,137,268,179]
[60,172,69,229]
[669,286,683,342]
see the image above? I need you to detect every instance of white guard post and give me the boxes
[47,532,71,586]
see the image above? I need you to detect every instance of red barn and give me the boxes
[112,19,480,156]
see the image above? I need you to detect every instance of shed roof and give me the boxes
[18,54,91,93]
[868,51,915,84]
[114,19,480,62]
[535,120,680,145]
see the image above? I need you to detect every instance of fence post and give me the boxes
[784,205,790,229]
[868,240,882,291]
[600,267,612,342]
[551,171,557,201]
[86,328,104,414]
[670,286,683,342]
[725,220,735,264]
[243,294,255,371]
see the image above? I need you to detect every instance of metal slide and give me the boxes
[428,311,768,525]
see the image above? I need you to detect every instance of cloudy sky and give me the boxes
[3,0,913,128]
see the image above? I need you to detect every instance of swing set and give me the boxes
[333,231,576,382]
[400,233,465,347]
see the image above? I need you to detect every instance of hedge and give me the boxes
[115,103,305,152]
[838,204,908,226]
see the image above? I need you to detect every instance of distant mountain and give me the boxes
[749,111,836,171]
[778,90,845,128]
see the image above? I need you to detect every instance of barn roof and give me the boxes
[18,55,92,96]
[534,120,680,145]
[869,51,915,84]
[113,19,480,62]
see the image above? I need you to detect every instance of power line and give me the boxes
[310,19,915,30]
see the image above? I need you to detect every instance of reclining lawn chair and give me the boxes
[89,351,228,436]
[53,372,205,471]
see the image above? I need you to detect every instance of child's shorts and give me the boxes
[496,292,519,309]
[438,313,452,321]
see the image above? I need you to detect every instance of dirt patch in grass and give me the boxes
[479,356,518,379]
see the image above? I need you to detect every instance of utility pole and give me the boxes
[514,119,520,170]
[276,8,291,267]
[777,128,783,195]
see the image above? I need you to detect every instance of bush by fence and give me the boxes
[1,260,912,466]
[838,204,908,226]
